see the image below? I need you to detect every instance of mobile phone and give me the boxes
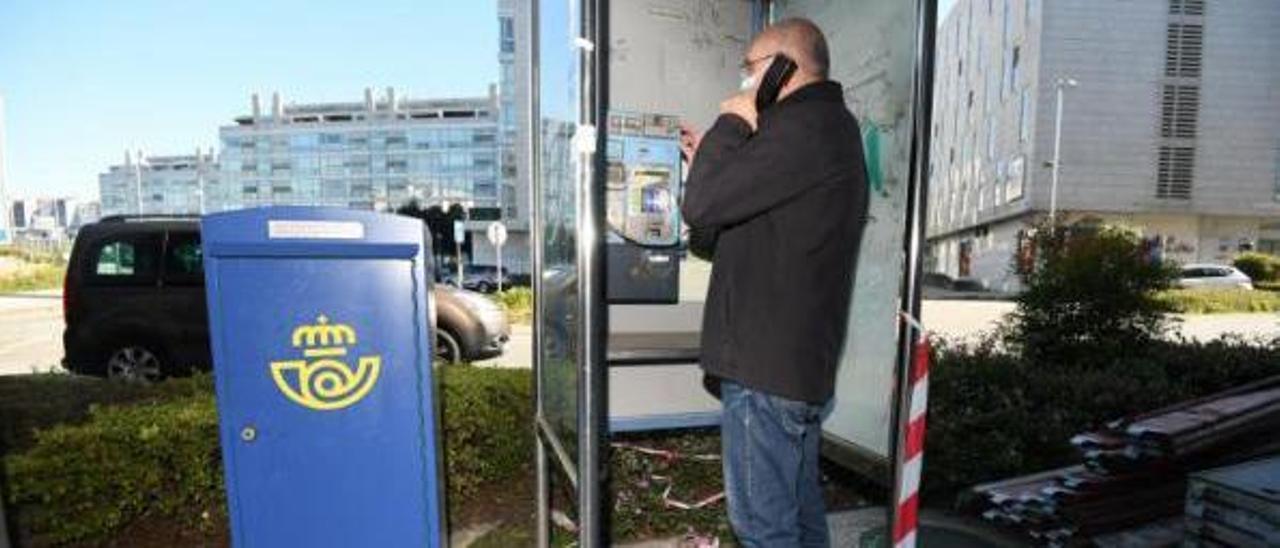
[755,54,798,113]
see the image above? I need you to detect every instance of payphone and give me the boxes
[605,111,684,303]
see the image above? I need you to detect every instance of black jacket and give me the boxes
[681,81,869,403]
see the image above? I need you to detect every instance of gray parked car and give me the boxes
[1177,264,1254,291]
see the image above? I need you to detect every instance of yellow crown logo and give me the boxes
[270,314,380,411]
[291,315,357,348]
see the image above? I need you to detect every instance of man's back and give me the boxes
[682,80,870,404]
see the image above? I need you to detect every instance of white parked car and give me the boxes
[1177,264,1254,290]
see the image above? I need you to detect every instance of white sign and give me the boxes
[453,220,466,242]
[486,222,508,247]
[268,220,364,240]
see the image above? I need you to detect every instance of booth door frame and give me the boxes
[530,0,610,546]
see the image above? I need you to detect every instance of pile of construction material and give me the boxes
[968,374,1280,546]
[1185,455,1280,546]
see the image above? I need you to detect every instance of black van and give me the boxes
[63,215,509,381]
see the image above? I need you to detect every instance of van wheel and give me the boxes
[435,329,464,365]
[105,344,166,383]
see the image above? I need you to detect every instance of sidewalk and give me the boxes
[611,508,1020,547]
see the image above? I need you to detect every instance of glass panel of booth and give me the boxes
[536,0,585,471]
[600,0,922,467]
[769,0,922,470]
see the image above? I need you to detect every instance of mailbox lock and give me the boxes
[240,426,257,443]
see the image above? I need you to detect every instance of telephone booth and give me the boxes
[529,1,937,545]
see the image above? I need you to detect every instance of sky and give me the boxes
[0,0,498,200]
[940,0,958,24]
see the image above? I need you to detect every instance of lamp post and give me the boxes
[134,149,146,215]
[195,147,207,215]
[1048,76,1078,225]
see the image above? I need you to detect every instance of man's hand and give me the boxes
[679,123,703,164]
[720,91,758,131]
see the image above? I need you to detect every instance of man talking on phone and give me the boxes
[680,18,869,547]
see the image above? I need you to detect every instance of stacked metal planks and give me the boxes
[1185,455,1280,547]
[968,374,1280,546]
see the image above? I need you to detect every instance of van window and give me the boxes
[164,232,203,286]
[95,242,136,275]
[89,235,159,285]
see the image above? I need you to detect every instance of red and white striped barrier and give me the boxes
[893,313,931,548]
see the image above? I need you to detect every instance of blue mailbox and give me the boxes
[202,207,444,547]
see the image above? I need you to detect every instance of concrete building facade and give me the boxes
[98,88,532,273]
[928,0,1280,292]
[99,151,217,217]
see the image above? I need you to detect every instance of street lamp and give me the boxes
[1048,76,1078,225]
[134,149,147,215]
[195,147,207,215]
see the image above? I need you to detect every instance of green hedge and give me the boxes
[1158,288,1280,314]
[1233,252,1280,283]
[437,366,533,500]
[4,367,532,544]
[923,335,1280,503]
[5,392,224,543]
[493,287,533,325]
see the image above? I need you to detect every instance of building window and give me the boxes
[1018,88,1032,143]
[1165,23,1204,79]
[986,117,997,160]
[1009,46,1021,93]
[1169,0,1205,16]
[1160,85,1200,139]
[500,16,515,53]
[1274,147,1280,202]
[1156,146,1195,200]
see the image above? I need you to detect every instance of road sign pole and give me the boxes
[486,221,509,293]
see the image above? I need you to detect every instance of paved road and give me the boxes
[918,299,1280,343]
[2,295,1276,375]
[0,291,63,375]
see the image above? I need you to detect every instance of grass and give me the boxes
[0,263,65,293]
[493,286,533,325]
[1158,288,1280,314]
[0,245,68,266]
[1257,281,1280,292]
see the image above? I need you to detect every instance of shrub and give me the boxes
[493,287,533,324]
[4,394,225,544]
[923,334,1280,504]
[438,366,533,501]
[1158,288,1280,314]
[1004,222,1179,366]
[1233,252,1280,283]
[4,367,533,544]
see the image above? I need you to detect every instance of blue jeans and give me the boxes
[720,380,830,548]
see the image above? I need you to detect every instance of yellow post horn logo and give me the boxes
[270,315,381,411]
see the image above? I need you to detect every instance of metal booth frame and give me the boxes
[529,1,937,545]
